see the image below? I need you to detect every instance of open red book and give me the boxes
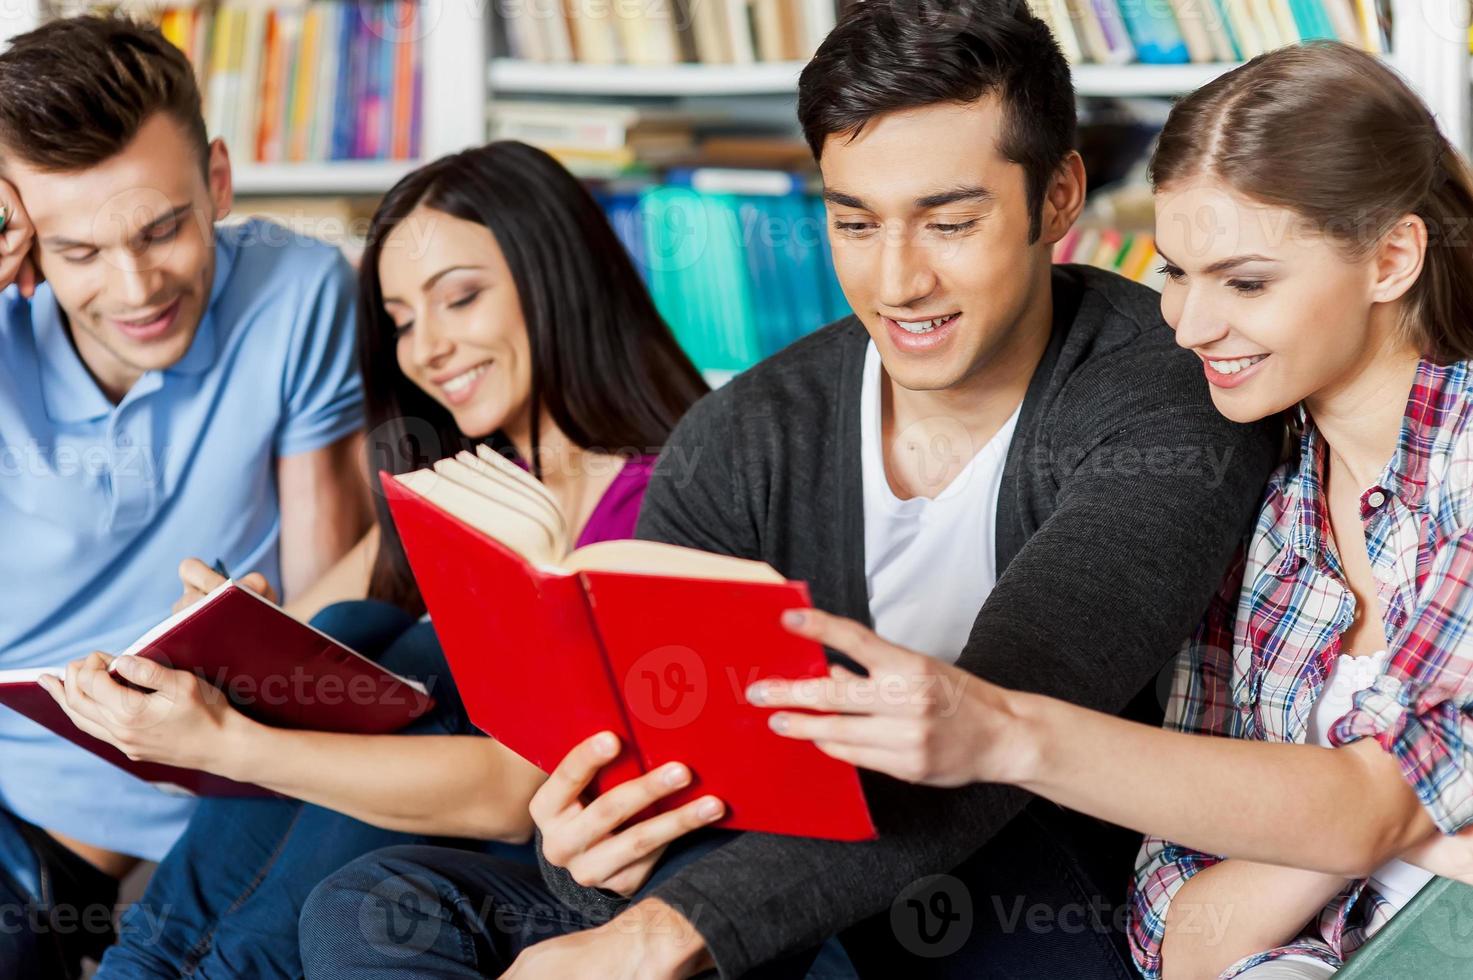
[0,582,435,797]
[382,447,876,841]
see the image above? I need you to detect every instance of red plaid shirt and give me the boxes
[1130,358,1473,978]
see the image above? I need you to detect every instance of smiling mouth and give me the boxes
[890,313,960,335]
[441,362,491,396]
[1204,354,1269,375]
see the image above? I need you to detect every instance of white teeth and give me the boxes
[442,363,489,393]
[1208,355,1267,375]
[896,314,957,334]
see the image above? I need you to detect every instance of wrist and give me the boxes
[216,711,270,783]
[612,898,713,977]
[978,687,1051,788]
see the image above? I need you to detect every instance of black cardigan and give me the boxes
[541,264,1281,977]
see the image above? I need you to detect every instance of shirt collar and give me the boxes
[1379,358,1461,511]
[34,226,236,421]
[1270,358,1455,577]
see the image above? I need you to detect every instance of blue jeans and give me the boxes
[299,829,855,978]
[0,806,120,980]
[299,800,1137,979]
[98,600,499,980]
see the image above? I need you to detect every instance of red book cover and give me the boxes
[0,584,435,797]
[383,472,877,841]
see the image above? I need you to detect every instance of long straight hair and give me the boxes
[359,141,708,612]
[1150,41,1473,365]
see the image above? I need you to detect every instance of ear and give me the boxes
[206,138,233,223]
[1039,150,1087,247]
[1371,214,1426,305]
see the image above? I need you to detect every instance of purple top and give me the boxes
[512,452,657,548]
[576,454,658,547]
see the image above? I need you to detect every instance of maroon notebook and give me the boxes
[0,583,435,797]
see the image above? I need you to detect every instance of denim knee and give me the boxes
[300,846,460,975]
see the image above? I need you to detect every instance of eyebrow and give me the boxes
[823,185,996,212]
[1155,247,1279,275]
[43,203,193,251]
[382,264,487,304]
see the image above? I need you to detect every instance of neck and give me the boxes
[1305,317,1422,490]
[63,313,141,404]
[506,414,609,493]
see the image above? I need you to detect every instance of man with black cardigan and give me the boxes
[300,3,1279,977]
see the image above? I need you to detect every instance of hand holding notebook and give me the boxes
[383,447,877,841]
[0,581,435,797]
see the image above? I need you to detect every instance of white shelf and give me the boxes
[1071,62,1244,97]
[489,57,1255,101]
[230,160,423,196]
[489,58,808,97]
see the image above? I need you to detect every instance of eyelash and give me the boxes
[833,220,978,236]
[61,222,181,264]
[1156,264,1268,296]
[391,290,482,337]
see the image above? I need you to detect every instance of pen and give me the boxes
[211,558,231,580]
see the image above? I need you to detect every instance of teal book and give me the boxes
[640,186,761,373]
[1336,878,1473,978]
[1289,0,1337,40]
[1117,0,1192,63]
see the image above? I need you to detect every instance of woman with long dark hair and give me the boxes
[52,141,709,979]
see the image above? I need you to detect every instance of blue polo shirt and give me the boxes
[0,219,363,860]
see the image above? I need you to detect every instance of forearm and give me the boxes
[220,719,542,840]
[1017,692,1435,875]
[283,525,378,621]
[1159,860,1348,980]
[277,433,373,601]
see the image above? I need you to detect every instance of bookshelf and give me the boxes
[0,1,1465,193]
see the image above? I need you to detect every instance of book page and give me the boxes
[454,451,569,555]
[561,539,784,583]
[431,459,562,556]
[474,445,564,518]
[397,469,558,566]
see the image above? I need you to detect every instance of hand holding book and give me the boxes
[384,447,876,841]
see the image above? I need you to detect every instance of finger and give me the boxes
[529,731,620,825]
[780,608,908,673]
[77,654,151,721]
[178,558,226,595]
[239,573,277,603]
[767,711,916,748]
[567,795,724,891]
[747,674,882,715]
[805,738,925,781]
[562,762,698,857]
[61,659,117,727]
[111,655,182,699]
[601,850,666,899]
[38,675,121,745]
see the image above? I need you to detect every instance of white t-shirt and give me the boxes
[860,341,1020,664]
[1306,649,1435,910]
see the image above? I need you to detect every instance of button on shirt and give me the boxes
[0,219,363,860]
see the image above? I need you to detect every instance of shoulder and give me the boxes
[215,218,354,303]
[1419,360,1473,530]
[1050,264,1208,419]
[670,317,865,445]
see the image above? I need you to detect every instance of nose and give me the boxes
[407,311,454,370]
[877,224,939,310]
[1164,283,1230,353]
[111,249,164,310]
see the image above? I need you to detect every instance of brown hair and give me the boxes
[1150,41,1473,365]
[0,15,208,174]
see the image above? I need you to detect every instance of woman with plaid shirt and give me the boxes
[746,42,1473,980]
